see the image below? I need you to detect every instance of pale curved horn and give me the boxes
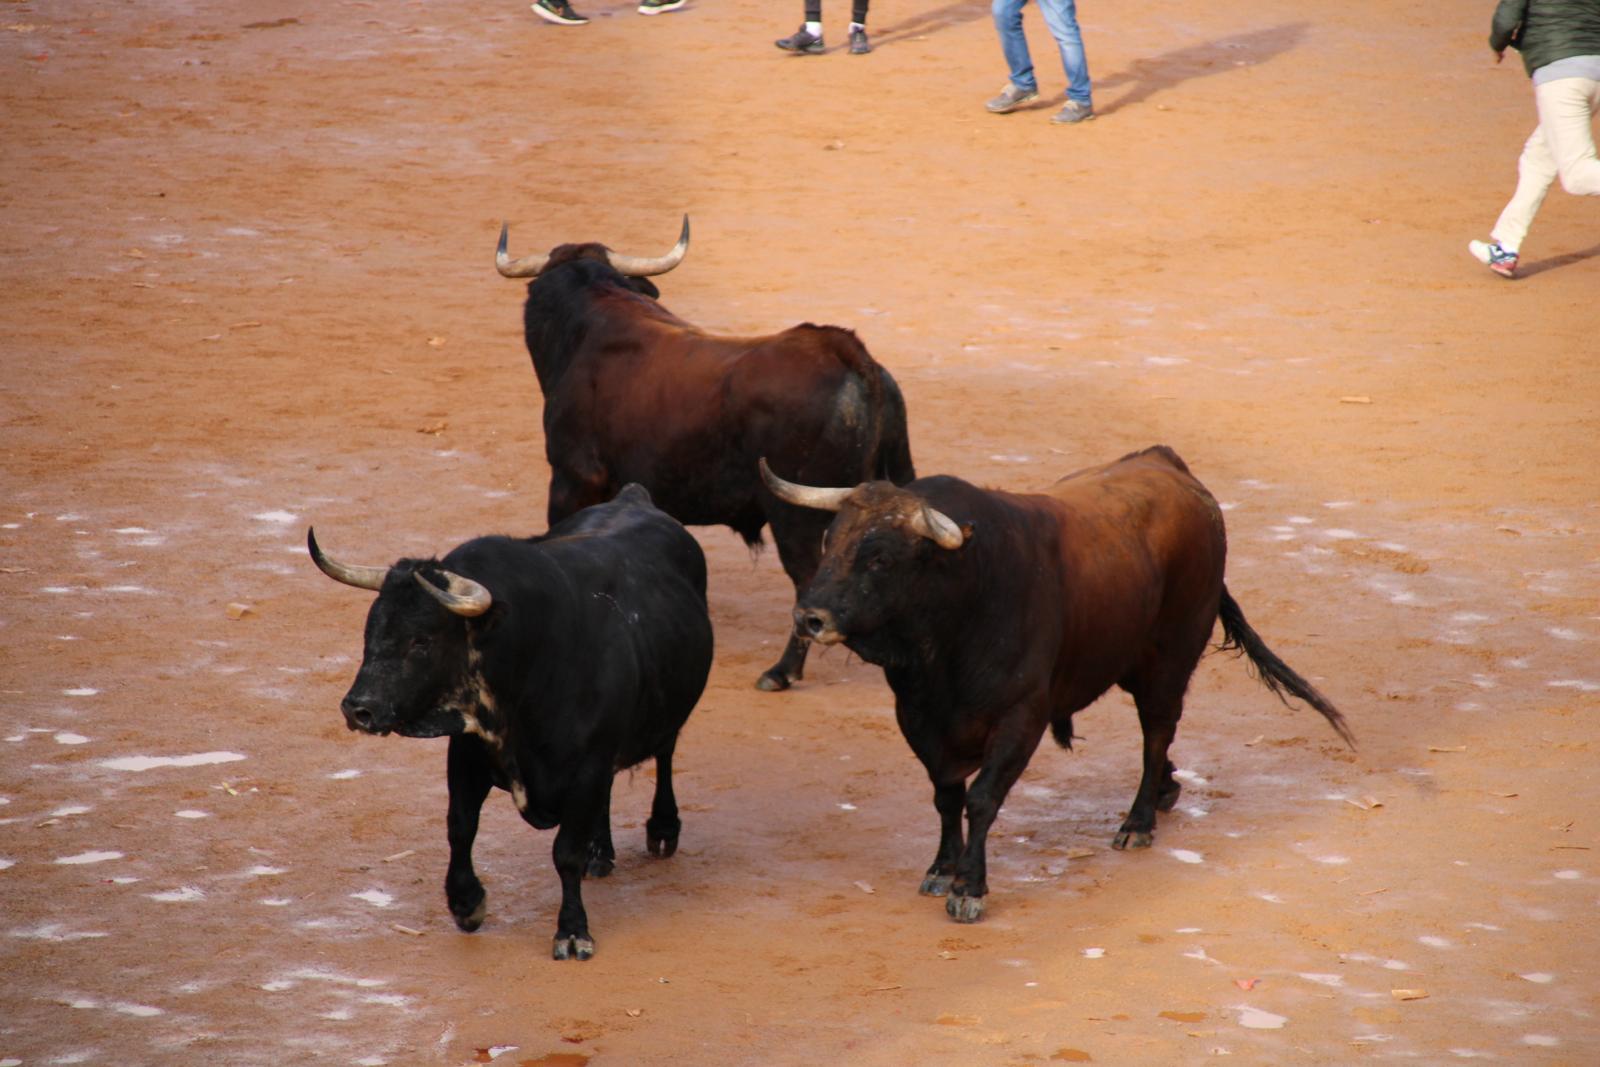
[415,569,492,617]
[495,222,550,278]
[910,505,966,550]
[607,215,690,277]
[759,458,854,512]
[308,527,388,591]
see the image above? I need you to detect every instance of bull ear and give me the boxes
[307,527,389,590]
[759,458,854,512]
[911,506,966,550]
[414,569,492,617]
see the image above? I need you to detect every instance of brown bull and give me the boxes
[762,445,1352,923]
[498,219,915,690]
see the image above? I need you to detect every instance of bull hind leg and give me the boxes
[756,506,833,691]
[645,741,681,858]
[444,735,495,932]
[1112,683,1187,851]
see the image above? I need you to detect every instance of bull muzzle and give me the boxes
[794,605,846,646]
[340,693,394,736]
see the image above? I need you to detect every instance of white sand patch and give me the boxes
[54,733,91,745]
[1419,935,1453,948]
[1169,849,1204,864]
[1553,869,1582,880]
[260,898,293,907]
[1255,891,1284,904]
[253,510,298,524]
[329,769,363,780]
[283,967,387,988]
[1298,973,1344,987]
[1081,947,1105,959]
[1324,528,1362,540]
[99,751,246,771]
[113,1002,163,1017]
[147,886,205,903]
[1519,972,1555,984]
[1173,768,1208,785]
[1521,1035,1560,1047]
[10,923,108,941]
[174,810,211,819]
[352,889,394,908]
[246,864,287,877]
[0,858,13,871]
[55,851,122,865]
[62,688,98,696]
[50,805,92,817]
[114,527,153,534]
[1548,679,1600,692]
[1235,1006,1287,1029]
[104,584,153,593]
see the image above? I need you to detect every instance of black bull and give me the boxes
[309,484,713,959]
[496,218,915,691]
[763,445,1353,923]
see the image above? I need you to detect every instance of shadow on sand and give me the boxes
[1095,22,1309,115]
[1515,241,1600,279]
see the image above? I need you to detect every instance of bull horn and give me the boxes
[759,458,854,512]
[495,222,550,278]
[307,527,388,591]
[415,569,492,617]
[607,215,690,277]
[911,505,966,550]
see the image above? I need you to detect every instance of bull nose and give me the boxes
[340,696,379,733]
[794,606,835,639]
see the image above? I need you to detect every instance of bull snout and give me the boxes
[794,605,845,646]
[340,693,393,736]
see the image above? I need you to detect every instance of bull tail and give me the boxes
[874,371,916,484]
[1217,585,1354,748]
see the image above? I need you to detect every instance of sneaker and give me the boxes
[531,0,588,25]
[1051,100,1095,124]
[1468,238,1518,278]
[638,0,686,13]
[985,83,1039,114]
[849,28,872,54]
[775,25,824,53]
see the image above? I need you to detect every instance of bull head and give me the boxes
[495,216,691,279]
[758,460,965,550]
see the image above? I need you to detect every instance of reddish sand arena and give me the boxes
[3,1,1598,1063]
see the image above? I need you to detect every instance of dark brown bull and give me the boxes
[497,218,915,691]
[762,445,1352,923]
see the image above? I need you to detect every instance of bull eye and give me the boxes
[407,635,432,657]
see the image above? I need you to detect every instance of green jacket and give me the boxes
[1491,0,1600,76]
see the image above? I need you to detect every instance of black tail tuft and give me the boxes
[1217,586,1354,748]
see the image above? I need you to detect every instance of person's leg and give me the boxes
[1036,0,1091,106]
[1490,124,1559,253]
[851,0,867,27]
[806,0,822,34]
[1536,76,1600,196]
[991,0,1037,94]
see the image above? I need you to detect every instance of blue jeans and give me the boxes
[992,0,1091,106]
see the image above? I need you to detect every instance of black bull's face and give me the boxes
[772,475,970,666]
[341,577,476,739]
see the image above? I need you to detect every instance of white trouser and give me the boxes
[1491,76,1600,253]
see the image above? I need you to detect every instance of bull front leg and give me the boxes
[549,769,610,961]
[444,734,495,932]
[919,779,966,896]
[946,717,1045,923]
[757,505,832,691]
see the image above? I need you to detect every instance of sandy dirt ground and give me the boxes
[3,0,1598,1063]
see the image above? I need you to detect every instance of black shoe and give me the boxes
[531,0,588,24]
[849,28,871,54]
[775,25,824,53]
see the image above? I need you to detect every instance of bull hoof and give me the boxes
[452,896,487,933]
[1156,780,1182,813]
[755,669,794,692]
[586,856,615,878]
[946,893,986,923]
[919,873,954,896]
[647,832,679,858]
[552,933,595,961]
[1111,829,1154,851]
